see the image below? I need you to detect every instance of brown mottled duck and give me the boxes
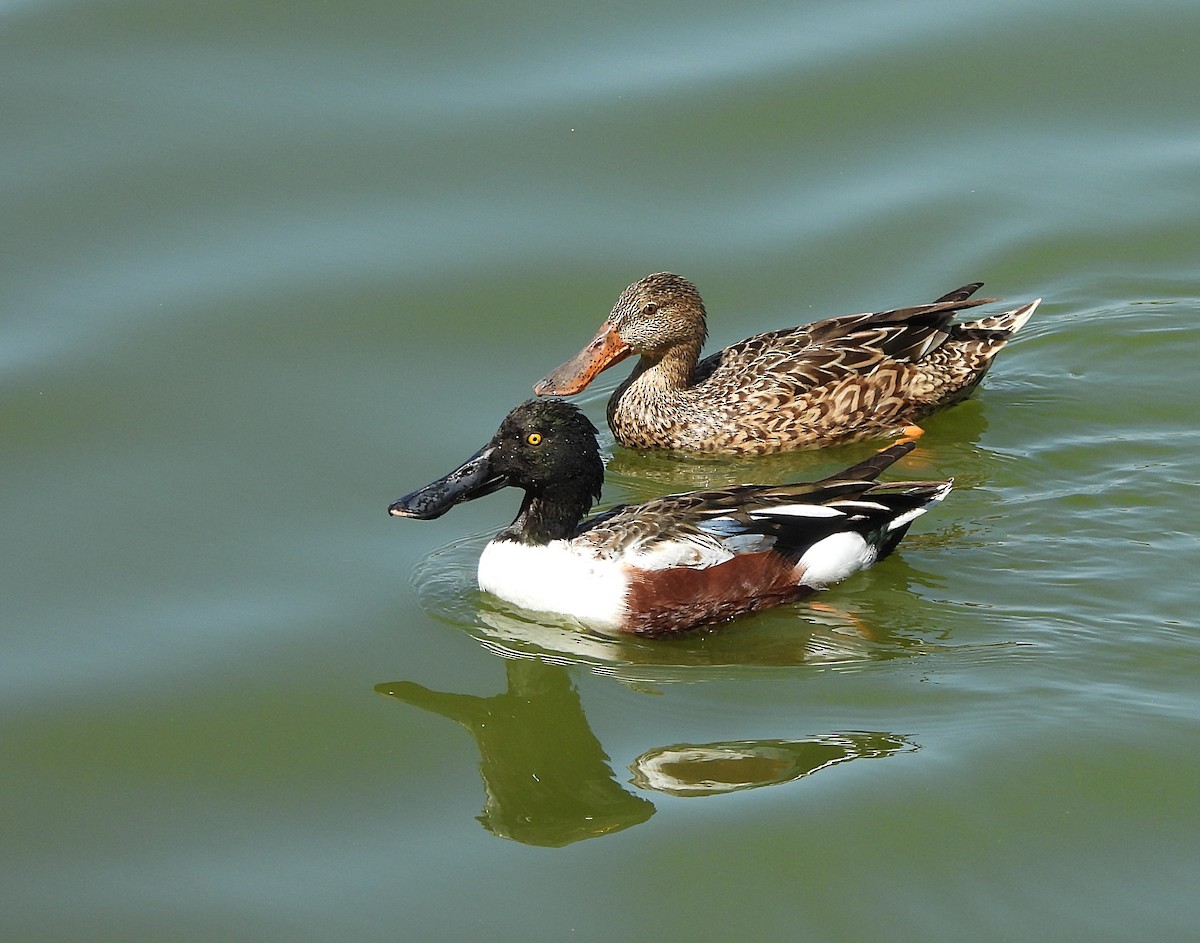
[535,273,1039,454]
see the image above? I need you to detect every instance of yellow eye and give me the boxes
[526,432,542,446]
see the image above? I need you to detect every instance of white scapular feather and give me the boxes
[751,504,844,519]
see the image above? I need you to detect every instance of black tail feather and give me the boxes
[820,441,916,484]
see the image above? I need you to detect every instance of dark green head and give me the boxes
[388,399,604,542]
[487,398,603,494]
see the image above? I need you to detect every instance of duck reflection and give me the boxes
[630,733,916,797]
[377,657,917,847]
[470,585,937,681]
[376,658,654,847]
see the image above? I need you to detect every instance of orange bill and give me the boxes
[534,321,633,396]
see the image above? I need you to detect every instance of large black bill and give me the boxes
[388,445,508,519]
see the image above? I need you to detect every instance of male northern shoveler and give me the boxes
[388,399,951,636]
[534,273,1040,454]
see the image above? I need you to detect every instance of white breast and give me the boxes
[477,539,630,629]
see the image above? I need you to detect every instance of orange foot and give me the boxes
[874,424,925,454]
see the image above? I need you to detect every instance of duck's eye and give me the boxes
[641,302,658,316]
[526,432,542,446]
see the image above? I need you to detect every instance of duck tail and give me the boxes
[818,441,916,484]
[874,478,954,557]
[933,282,985,304]
[959,298,1041,337]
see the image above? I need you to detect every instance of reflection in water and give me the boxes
[472,605,883,681]
[630,733,917,797]
[377,659,654,847]
[378,658,918,846]
[604,444,847,500]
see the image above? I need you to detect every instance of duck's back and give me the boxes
[609,291,1037,453]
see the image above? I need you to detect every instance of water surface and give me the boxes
[4,0,1199,940]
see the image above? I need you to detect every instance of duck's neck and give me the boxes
[625,340,703,393]
[499,480,599,546]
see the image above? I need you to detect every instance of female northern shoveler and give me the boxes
[388,399,951,636]
[534,273,1040,454]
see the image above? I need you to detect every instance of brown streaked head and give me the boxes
[534,272,708,397]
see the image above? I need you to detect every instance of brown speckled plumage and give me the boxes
[535,273,1040,454]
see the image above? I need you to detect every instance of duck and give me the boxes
[534,273,1040,454]
[388,398,951,636]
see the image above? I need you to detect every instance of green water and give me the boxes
[4,0,1199,940]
